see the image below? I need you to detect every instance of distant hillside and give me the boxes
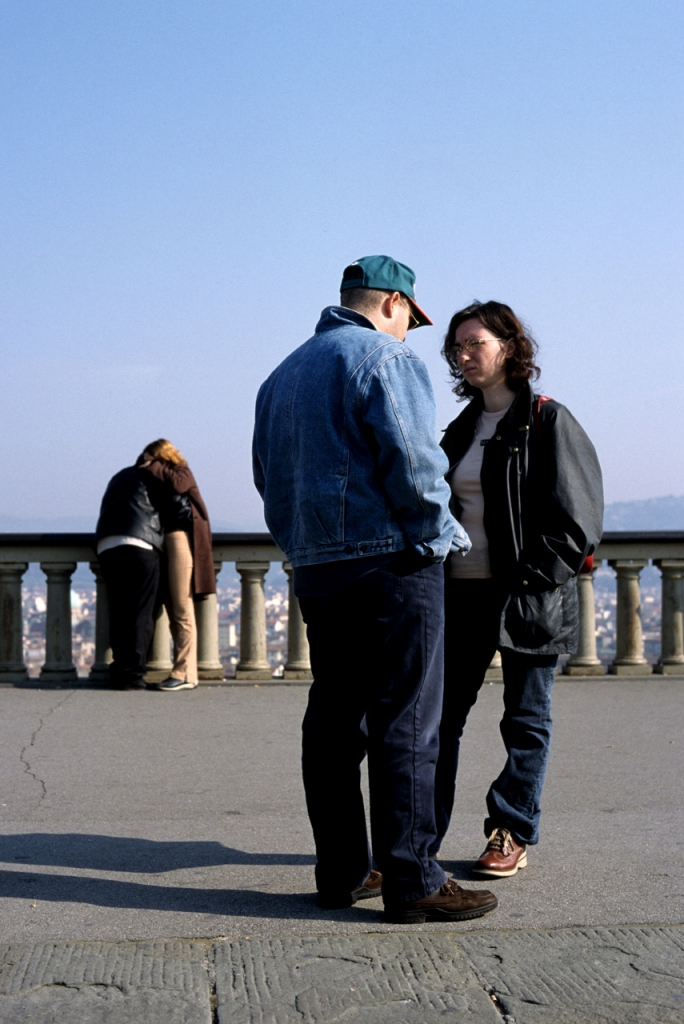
[2,498,684,535]
[603,495,684,531]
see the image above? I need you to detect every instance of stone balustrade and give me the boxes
[562,531,684,677]
[0,531,683,684]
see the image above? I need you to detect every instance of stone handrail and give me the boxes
[0,531,682,683]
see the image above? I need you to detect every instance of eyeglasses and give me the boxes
[406,304,420,331]
[451,336,498,357]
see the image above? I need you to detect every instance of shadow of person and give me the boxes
[0,870,382,921]
[438,859,479,881]
[0,834,315,873]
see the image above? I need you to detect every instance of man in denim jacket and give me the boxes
[253,256,497,924]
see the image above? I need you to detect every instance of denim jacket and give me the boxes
[253,306,468,567]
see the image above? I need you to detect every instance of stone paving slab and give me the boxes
[0,939,212,1024]
[458,925,684,1023]
[0,927,681,1024]
[215,932,501,1023]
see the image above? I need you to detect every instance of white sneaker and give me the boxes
[155,678,198,691]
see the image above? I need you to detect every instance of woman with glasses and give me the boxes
[139,440,216,691]
[431,301,603,877]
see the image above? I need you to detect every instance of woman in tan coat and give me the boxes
[139,440,216,691]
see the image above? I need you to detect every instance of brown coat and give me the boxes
[143,461,216,597]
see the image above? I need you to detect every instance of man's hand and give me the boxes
[449,521,471,556]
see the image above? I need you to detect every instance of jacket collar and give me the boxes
[441,382,535,460]
[500,381,534,432]
[315,306,378,334]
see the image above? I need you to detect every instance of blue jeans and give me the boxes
[299,563,448,904]
[431,579,557,851]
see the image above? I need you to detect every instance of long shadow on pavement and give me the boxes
[0,834,316,872]
[0,870,378,921]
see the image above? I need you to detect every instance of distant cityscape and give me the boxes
[22,577,290,679]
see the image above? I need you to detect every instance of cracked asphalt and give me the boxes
[0,677,681,942]
[0,678,681,1021]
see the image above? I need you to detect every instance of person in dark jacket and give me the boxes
[140,439,216,691]
[95,460,168,690]
[431,301,603,878]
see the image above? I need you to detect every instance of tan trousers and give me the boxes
[164,531,198,683]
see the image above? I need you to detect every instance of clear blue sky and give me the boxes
[2,0,682,529]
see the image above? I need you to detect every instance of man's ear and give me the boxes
[380,292,402,321]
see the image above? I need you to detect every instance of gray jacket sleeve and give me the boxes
[518,401,604,589]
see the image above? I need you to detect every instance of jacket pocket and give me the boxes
[505,587,563,648]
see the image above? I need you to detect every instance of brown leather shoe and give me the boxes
[317,869,383,909]
[383,878,497,924]
[472,827,528,877]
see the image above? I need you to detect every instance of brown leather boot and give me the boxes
[383,878,497,924]
[472,827,528,877]
[317,869,383,909]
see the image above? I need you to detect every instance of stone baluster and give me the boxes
[608,560,651,675]
[654,559,684,675]
[563,571,605,675]
[145,605,173,682]
[0,562,29,683]
[89,561,113,683]
[196,560,225,681]
[282,562,312,681]
[40,562,78,683]
[484,649,503,680]
[235,561,272,680]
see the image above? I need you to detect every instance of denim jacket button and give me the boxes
[359,544,368,552]
[344,545,354,554]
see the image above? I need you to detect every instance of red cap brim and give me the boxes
[407,297,433,328]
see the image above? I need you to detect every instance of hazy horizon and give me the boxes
[3,493,684,536]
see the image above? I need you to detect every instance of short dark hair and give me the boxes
[340,288,409,317]
[442,300,540,400]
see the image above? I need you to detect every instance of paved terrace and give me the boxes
[0,676,681,1022]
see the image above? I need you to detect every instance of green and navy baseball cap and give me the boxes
[340,255,433,329]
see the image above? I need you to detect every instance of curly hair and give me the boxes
[442,300,540,400]
[137,439,188,467]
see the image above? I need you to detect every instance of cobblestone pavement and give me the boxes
[0,678,681,1021]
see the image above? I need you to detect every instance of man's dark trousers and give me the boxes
[299,562,448,905]
[98,546,160,687]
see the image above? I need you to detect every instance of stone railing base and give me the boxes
[563,663,605,676]
[198,667,225,681]
[235,668,274,681]
[654,662,684,676]
[283,668,313,681]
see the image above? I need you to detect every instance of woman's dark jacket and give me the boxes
[95,466,166,551]
[142,461,216,597]
[441,383,603,655]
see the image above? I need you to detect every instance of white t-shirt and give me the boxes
[96,535,154,555]
[448,406,510,579]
